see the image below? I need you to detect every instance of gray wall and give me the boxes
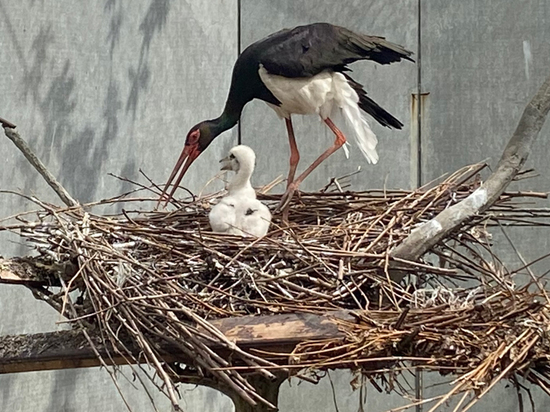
[1,0,549,411]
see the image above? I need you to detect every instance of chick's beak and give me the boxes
[219,156,232,171]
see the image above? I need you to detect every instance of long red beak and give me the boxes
[158,144,200,207]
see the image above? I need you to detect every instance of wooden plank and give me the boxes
[0,330,141,374]
[0,258,31,285]
[211,311,347,346]
[0,312,351,374]
[0,268,25,284]
[0,257,65,286]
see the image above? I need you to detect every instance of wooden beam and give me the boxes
[0,257,64,286]
[0,311,350,374]
[0,330,118,373]
[0,258,36,285]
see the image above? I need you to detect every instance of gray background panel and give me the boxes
[421,0,550,274]
[1,0,549,411]
[422,1,550,180]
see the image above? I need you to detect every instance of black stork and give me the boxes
[160,22,413,211]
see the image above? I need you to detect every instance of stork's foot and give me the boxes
[276,183,299,213]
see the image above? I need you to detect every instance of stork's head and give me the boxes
[158,120,220,205]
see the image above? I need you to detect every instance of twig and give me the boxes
[3,127,78,207]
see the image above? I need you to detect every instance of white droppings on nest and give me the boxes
[112,241,136,249]
[454,187,488,221]
[469,225,492,241]
[412,286,482,310]
[114,261,131,287]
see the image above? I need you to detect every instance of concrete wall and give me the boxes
[1,0,549,411]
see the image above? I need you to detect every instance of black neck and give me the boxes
[208,98,246,137]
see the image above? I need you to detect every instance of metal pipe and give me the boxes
[416,0,423,189]
[237,0,242,145]
[415,4,424,411]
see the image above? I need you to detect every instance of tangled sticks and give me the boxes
[1,161,549,411]
[2,74,550,411]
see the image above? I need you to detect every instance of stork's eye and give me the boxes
[229,154,235,159]
[187,129,200,145]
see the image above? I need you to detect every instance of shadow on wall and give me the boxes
[105,0,123,57]
[0,375,13,412]
[0,1,175,256]
[10,0,172,202]
[126,0,171,119]
[44,370,81,412]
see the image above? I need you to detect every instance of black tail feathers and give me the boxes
[344,73,404,129]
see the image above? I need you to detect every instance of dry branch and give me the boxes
[0,116,16,128]
[3,126,78,207]
[391,73,550,265]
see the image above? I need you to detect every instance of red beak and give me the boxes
[158,144,200,207]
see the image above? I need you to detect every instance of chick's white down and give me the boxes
[209,145,271,237]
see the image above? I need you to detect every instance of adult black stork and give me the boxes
[160,22,413,211]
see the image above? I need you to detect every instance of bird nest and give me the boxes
[4,163,550,411]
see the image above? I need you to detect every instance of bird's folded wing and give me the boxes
[255,23,414,78]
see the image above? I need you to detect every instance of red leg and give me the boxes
[278,117,347,212]
[285,117,300,189]
[293,118,346,186]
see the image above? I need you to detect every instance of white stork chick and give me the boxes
[209,145,271,237]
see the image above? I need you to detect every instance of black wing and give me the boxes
[249,23,414,78]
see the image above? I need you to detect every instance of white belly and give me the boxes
[258,65,379,164]
[258,65,357,119]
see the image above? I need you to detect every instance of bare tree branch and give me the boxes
[391,73,550,268]
[3,126,78,207]
[0,116,16,128]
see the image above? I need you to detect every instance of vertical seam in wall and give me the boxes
[416,0,422,189]
[237,0,242,145]
[415,7,424,412]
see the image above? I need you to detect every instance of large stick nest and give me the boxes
[3,163,550,411]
